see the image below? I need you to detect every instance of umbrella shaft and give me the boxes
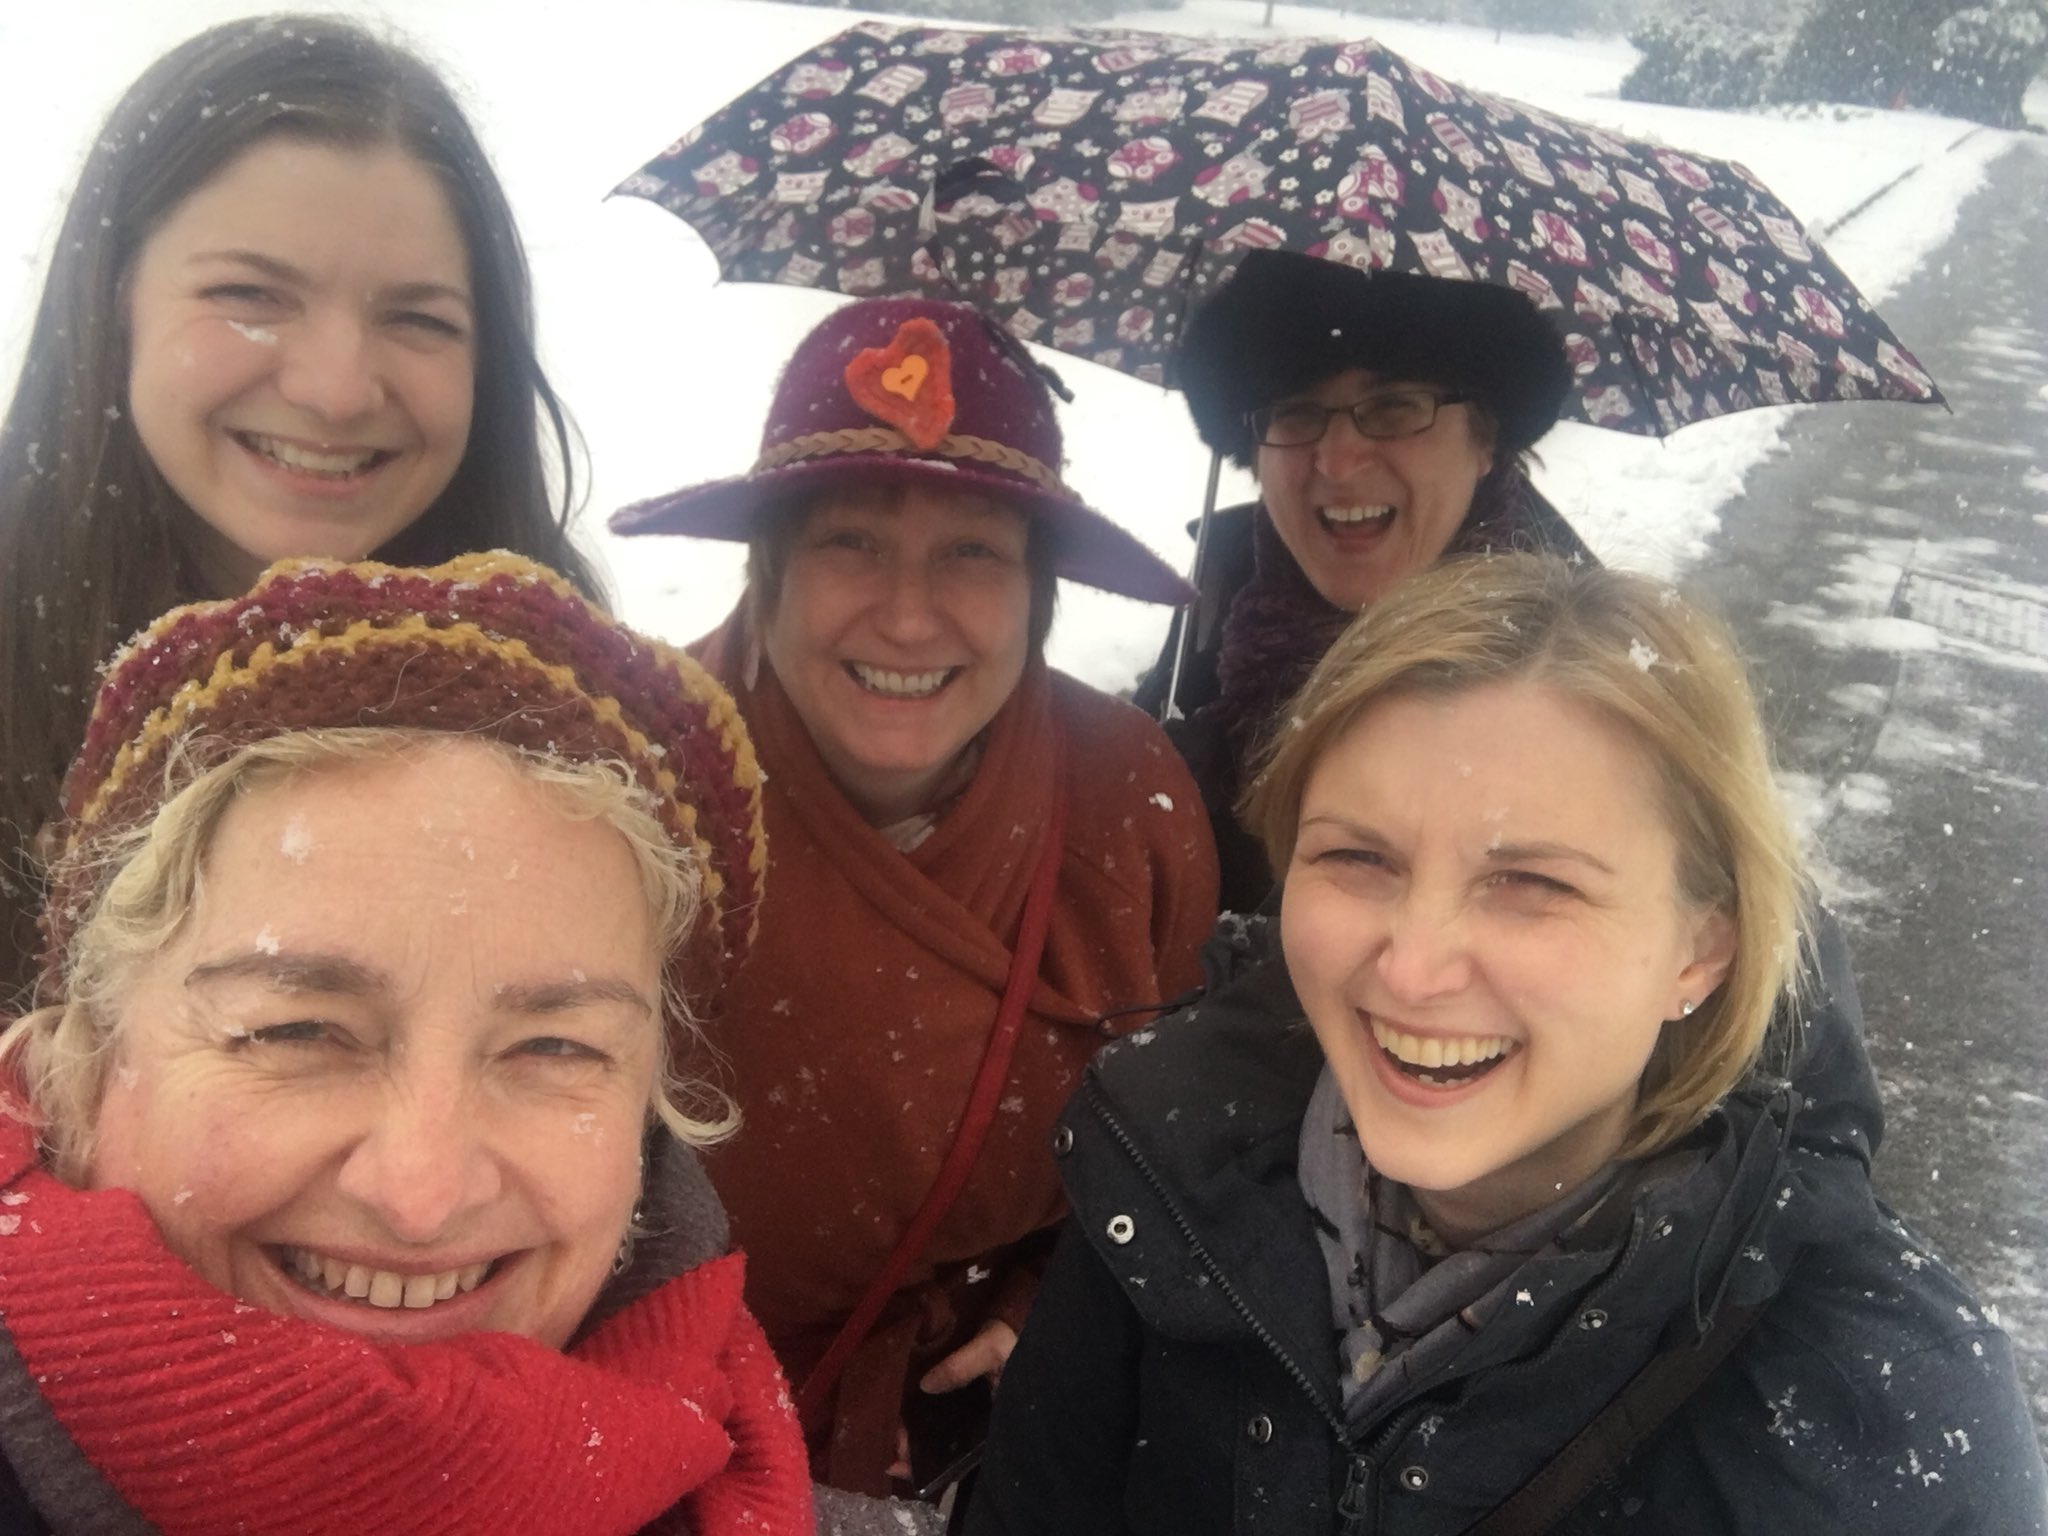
[1160,450,1224,724]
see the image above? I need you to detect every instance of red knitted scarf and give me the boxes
[0,1107,812,1536]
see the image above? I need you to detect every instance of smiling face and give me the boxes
[1255,368,1495,612]
[86,742,662,1349]
[760,483,1034,826]
[125,137,476,595]
[1280,678,1733,1244]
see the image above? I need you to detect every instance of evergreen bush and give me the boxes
[1922,0,2048,124]
[1621,10,1783,107]
[774,0,1172,17]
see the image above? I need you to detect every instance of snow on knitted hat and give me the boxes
[41,551,766,1007]
[609,296,1194,606]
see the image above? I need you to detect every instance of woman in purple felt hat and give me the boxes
[611,297,1220,1505]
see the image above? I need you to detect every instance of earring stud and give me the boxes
[1679,998,1698,1017]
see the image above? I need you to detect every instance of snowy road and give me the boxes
[1687,135,2048,1441]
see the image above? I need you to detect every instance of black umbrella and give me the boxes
[618,20,1943,437]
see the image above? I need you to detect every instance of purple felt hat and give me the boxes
[610,297,1193,606]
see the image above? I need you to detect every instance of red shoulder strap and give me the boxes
[795,731,1070,1424]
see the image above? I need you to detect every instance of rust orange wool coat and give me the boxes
[697,622,1218,1493]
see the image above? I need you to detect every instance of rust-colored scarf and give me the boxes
[697,612,1217,1491]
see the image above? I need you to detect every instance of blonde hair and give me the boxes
[3,728,736,1182]
[1244,554,1808,1158]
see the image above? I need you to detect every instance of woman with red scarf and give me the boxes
[612,297,1220,1501]
[0,554,811,1535]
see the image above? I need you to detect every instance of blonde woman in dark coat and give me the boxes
[974,556,2045,1535]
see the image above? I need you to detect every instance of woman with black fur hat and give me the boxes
[1135,251,1587,912]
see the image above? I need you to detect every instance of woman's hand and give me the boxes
[918,1318,1017,1394]
[887,1321,1018,1484]
[880,1327,1015,1490]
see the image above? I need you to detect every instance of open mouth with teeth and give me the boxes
[845,661,960,700]
[275,1245,497,1311]
[1319,504,1395,533]
[1370,1017,1517,1089]
[231,430,397,480]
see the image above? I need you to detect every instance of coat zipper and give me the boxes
[1084,1083,1393,1528]
[1336,1453,1375,1536]
[1082,1080,1539,1531]
[1084,1083,1347,1437]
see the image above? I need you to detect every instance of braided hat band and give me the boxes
[752,426,1073,499]
[43,552,766,1008]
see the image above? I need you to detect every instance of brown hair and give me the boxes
[743,484,1061,655]
[0,15,602,1006]
[1244,553,1808,1156]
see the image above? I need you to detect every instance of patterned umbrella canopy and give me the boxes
[618,21,1943,436]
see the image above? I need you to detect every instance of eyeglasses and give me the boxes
[1248,386,1469,448]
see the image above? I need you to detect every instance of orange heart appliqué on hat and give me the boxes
[844,318,956,450]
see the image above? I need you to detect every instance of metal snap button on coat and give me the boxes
[1579,1307,1609,1330]
[1399,1466,1430,1492]
[1051,1125,1074,1155]
[1106,1214,1136,1245]
[1649,1216,1675,1241]
[1246,1414,1273,1444]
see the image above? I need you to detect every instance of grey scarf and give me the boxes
[1297,1066,1620,1428]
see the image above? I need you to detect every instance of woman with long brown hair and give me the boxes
[0,14,601,1004]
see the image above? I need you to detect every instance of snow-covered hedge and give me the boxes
[776,0,1174,17]
[1776,0,2048,125]
[1627,0,2044,126]
[1621,11,1784,109]
[1924,0,2048,124]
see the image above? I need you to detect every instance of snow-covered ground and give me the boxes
[0,0,2027,689]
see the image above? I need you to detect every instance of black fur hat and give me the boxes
[1176,252,1574,468]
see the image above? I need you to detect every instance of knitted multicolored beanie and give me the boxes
[40,551,765,1008]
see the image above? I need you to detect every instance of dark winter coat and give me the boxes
[1133,487,1593,914]
[967,912,2047,1535]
